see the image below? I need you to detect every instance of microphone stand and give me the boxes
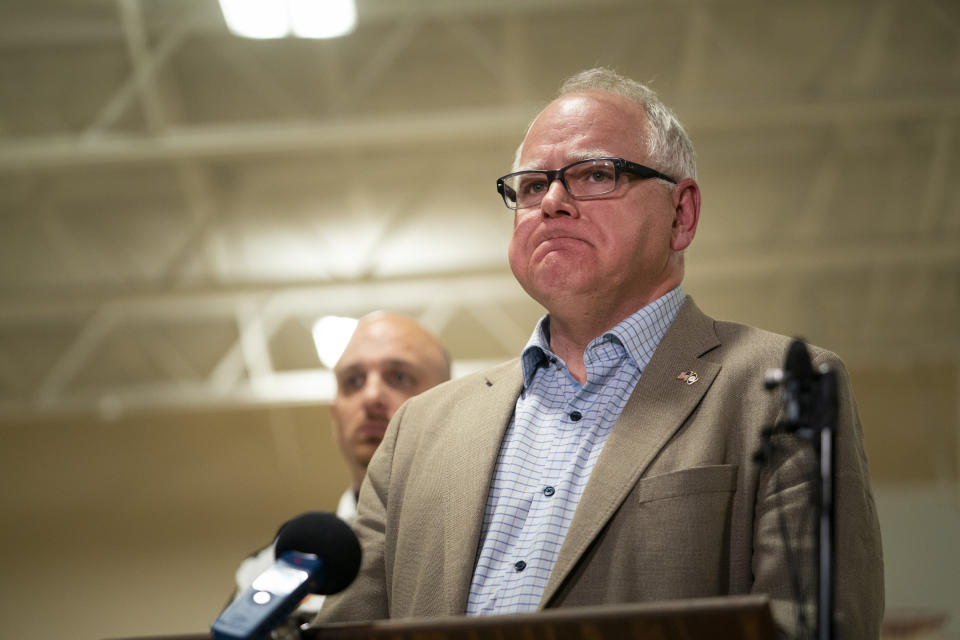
[762,339,837,640]
[815,366,837,640]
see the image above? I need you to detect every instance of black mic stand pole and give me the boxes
[815,365,838,640]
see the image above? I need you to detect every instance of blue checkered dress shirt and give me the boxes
[465,287,685,615]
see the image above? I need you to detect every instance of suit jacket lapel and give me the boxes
[441,359,524,614]
[540,298,722,606]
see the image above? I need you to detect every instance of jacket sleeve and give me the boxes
[312,402,409,623]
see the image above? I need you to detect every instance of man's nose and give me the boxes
[539,179,577,218]
[362,374,387,406]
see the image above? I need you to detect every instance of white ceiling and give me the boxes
[0,0,958,417]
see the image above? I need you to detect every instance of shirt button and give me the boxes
[514,561,527,572]
[543,486,555,497]
[569,410,582,422]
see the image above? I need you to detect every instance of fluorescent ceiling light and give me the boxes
[312,316,359,369]
[219,0,289,39]
[219,0,357,40]
[290,0,357,38]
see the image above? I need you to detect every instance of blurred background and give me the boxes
[0,0,957,638]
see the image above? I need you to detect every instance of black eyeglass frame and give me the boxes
[496,157,678,210]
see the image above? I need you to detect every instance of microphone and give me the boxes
[212,512,362,640]
[765,338,817,436]
[274,512,362,595]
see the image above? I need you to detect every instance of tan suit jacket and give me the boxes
[317,299,884,638]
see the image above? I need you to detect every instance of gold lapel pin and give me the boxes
[677,371,699,385]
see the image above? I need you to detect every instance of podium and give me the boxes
[307,595,776,640]
[113,595,776,640]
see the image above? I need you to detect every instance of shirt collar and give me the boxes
[520,287,686,388]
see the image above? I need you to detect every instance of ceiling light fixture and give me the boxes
[219,0,357,40]
[312,316,359,369]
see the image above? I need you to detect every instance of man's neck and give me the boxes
[545,286,678,385]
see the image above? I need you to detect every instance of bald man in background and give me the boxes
[329,311,452,512]
[233,312,451,610]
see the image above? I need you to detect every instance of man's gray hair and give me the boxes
[516,67,697,181]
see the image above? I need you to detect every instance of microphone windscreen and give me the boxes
[784,338,814,381]
[274,511,362,595]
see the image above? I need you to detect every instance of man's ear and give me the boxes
[670,178,700,251]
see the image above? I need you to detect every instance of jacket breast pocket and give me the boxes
[624,464,739,597]
[634,464,739,505]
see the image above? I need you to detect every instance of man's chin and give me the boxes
[353,444,380,467]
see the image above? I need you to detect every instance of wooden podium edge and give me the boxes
[307,594,777,639]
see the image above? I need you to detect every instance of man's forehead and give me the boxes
[342,323,432,356]
[335,330,436,374]
[519,93,647,167]
[332,314,445,374]
[516,148,618,171]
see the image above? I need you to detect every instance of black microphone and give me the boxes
[765,338,814,388]
[274,511,362,594]
[765,338,817,435]
[212,512,362,640]
[783,338,815,382]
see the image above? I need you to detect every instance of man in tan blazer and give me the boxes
[317,68,883,638]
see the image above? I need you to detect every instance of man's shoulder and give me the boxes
[703,313,845,372]
[714,318,794,353]
[673,297,841,368]
[390,358,523,427]
[387,358,522,447]
[414,358,522,400]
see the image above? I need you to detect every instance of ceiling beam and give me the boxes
[2,95,958,172]
[1,232,957,325]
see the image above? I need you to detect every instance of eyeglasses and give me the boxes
[496,157,677,210]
